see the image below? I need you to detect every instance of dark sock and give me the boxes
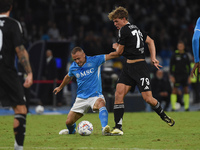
[113,104,124,130]
[66,123,76,134]
[14,114,26,146]
[152,102,167,119]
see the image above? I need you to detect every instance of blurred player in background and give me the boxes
[151,69,172,111]
[0,0,33,149]
[41,49,57,105]
[53,47,119,135]
[108,6,175,135]
[191,17,200,77]
[170,41,191,111]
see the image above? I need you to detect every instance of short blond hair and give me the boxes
[71,47,84,55]
[108,6,128,21]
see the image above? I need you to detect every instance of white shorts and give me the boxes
[71,95,105,114]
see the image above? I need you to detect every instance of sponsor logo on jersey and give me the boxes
[76,68,94,78]
[139,47,144,53]
[144,86,149,90]
[128,24,137,29]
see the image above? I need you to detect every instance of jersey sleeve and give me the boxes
[92,55,106,66]
[68,64,74,77]
[11,20,23,48]
[192,30,200,63]
[118,27,129,45]
[141,30,147,42]
[194,17,200,31]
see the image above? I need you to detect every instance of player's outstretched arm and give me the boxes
[15,45,33,88]
[105,43,123,61]
[53,74,73,95]
[105,51,121,61]
[145,36,162,69]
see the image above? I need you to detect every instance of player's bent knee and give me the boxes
[13,105,27,114]
[99,100,106,106]
[115,92,125,103]
[94,98,106,109]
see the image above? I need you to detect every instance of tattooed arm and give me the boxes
[16,45,33,88]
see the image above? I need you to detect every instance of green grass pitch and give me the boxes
[0,111,200,150]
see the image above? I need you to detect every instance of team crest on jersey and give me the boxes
[176,56,181,61]
[0,20,5,26]
[87,63,92,67]
[76,73,80,78]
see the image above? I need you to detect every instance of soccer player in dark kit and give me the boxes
[0,0,33,149]
[108,6,175,135]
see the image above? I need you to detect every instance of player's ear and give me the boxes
[122,17,127,22]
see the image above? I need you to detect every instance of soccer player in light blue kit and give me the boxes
[53,47,119,135]
[191,17,200,77]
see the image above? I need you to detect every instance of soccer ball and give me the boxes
[175,102,181,110]
[78,120,93,136]
[35,105,44,114]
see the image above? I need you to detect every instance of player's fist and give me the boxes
[112,43,119,50]
[23,73,33,88]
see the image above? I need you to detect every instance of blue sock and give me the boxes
[99,106,108,128]
[66,123,76,134]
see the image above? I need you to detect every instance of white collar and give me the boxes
[0,15,8,18]
[46,56,53,63]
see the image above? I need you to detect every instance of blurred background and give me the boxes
[1,0,200,113]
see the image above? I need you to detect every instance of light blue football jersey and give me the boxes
[192,17,200,63]
[194,17,200,31]
[68,55,106,99]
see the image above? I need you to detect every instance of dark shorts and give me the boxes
[174,75,189,88]
[117,61,151,92]
[0,66,26,107]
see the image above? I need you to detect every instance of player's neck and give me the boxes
[122,21,129,27]
[0,11,10,17]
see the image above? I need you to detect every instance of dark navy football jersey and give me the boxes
[118,23,147,60]
[0,15,23,69]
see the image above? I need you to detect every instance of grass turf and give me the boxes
[0,111,200,150]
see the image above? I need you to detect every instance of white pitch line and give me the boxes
[0,147,183,150]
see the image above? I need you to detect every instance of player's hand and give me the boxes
[23,73,33,88]
[53,87,61,95]
[152,58,162,70]
[112,43,119,50]
[190,63,200,78]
